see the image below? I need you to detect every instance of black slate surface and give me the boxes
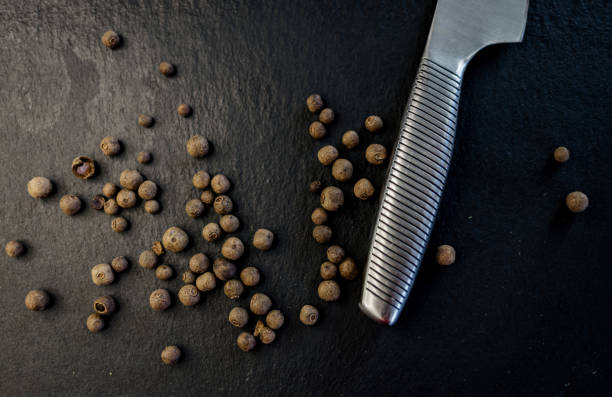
[1,1,611,396]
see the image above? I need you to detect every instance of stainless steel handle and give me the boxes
[360,58,462,325]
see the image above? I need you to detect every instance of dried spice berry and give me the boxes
[319,108,335,125]
[91,195,105,210]
[139,250,158,269]
[5,240,25,257]
[104,198,120,215]
[182,271,196,284]
[111,256,128,273]
[101,30,121,49]
[306,94,324,113]
[566,191,589,213]
[186,135,209,158]
[221,237,245,261]
[111,216,129,232]
[250,293,272,315]
[331,159,353,182]
[309,121,326,139]
[266,309,284,330]
[192,171,210,190]
[93,295,116,315]
[99,136,121,156]
[196,272,216,291]
[185,198,205,218]
[71,156,95,179]
[211,174,231,194]
[213,257,236,281]
[119,169,144,190]
[312,225,332,244]
[149,288,171,311]
[354,178,375,200]
[318,145,339,166]
[436,245,456,266]
[553,146,570,163]
[138,114,154,128]
[159,62,176,76]
[299,305,319,325]
[27,176,53,198]
[339,257,359,280]
[252,228,274,251]
[162,226,189,253]
[137,151,152,164]
[91,263,114,286]
[309,180,322,193]
[87,313,104,332]
[327,245,345,264]
[200,189,214,205]
[320,261,337,280]
[237,332,256,352]
[137,181,157,201]
[155,265,174,281]
[320,186,344,211]
[254,320,265,337]
[224,279,245,300]
[365,115,383,132]
[229,307,249,328]
[240,266,260,287]
[219,215,240,233]
[178,284,200,306]
[213,195,233,215]
[342,130,359,149]
[202,223,222,242]
[189,253,209,274]
[25,289,50,311]
[117,189,137,208]
[152,241,164,256]
[144,200,160,214]
[177,103,192,117]
[161,346,181,365]
[365,144,387,165]
[318,280,341,302]
[102,182,118,198]
[258,326,276,344]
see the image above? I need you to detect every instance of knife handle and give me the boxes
[360,58,462,325]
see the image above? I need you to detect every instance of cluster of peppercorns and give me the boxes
[551,146,589,213]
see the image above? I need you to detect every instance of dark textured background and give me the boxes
[1,1,611,396]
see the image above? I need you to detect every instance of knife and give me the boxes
[360,0,529,325]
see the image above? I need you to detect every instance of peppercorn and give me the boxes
[221,237,245,261]
[177,103,192,117]
[318,145,339,166]
[365,115,383,132]
[327,245,345,264]
[137,151,152,164]
[211,174,231,194]
[159,62,176,76]
[339,257,359,280]
[182,271,196,284]
[312,225,332,244]
[309,121,326,139]
[342,130,359,149]
[91,194,105,210]
[213,257,236,281]
[252,228,274,251]
[144,200,160,214]
[366,144,387,165]
[5,240,25,257]
[139,250,158,269]
[104,198,120,215]
[224,279,245,300]
[200,189,214,204]
[119,169,144,190]
[320,261,337,280]
[138,114,154,128]
[111,256,129,272]
[152,241,164,256]
[309,180,322,193]
[320,186,344,211]
[219,215,240,233]
[59,194,81,215]
[213,195,233,215]
[25,289,50,311]
[196,272,216,291]
[178,284,200,306]
[331,159,353,182]
[91,263,114,286]
[99,136,121,156]
[299,305,319,325]
[162,226,189,253]
[150,288,171,311]
[237,332,256,352]
[102,182,118,198]
[161,346,181,365]
[240,266,260,287]
[566,191,589,213]
[71,156,95,179]
[250,293,272,315]
[229,307,249,328]
[185,198,205,218]
[189,253,209,274]
[192,171,210,190]
[306,94,324,113]
[554,146,570,163]
[87,313,104,332]
[318,280,341,302]
[259,326,276,344]
[436,245,456,266]
[155,265,174,281]
[27,176,53,198]
[266,309,284,329]
[186,135,209,158]
[117,189,137,208]
[93,295,116,315]
[354,178,375,200]
[202,222,222,242]
[319,108,335,124]
[101,30,121,49]
[111,216,129,232]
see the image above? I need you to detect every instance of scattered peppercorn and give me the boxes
[311,207,328,225]
[111,216,129,232]
[365,115,383,132]
[138,114,154,128]
[250,293,272,315]
[240,266,260,287]
[139,250,158,269]
[320,186,344,211]
[312,225,332,244]
[213,257,237,281]
[318,145,339,166]
[91,194,105,210]
[25,289,50,311]
[211,174,231,194]
[229,307,249,328]
[102,182,118,198]
[137,151,152,164]
[327,245,345,264]
[213,195,233,215]
[149,289,171,311]
[182,271,196,284]
[177,103,192,117]
[200,189,214,204]
[189,253,210,274]
[159,62,176,76]
[306,94,324,113]
[155,265,174,281]
[71,156,95,179]
[266,309,284,330]
[152,241,164,256]
[320,261,337,280]
[93,295,116,315]
[219,215,240,233]
[86,313,104,332]
[354,178,375,200]
[185,198,205,218]
[566,191,589,213]
[91,263,114,286]
[309,121,327,139]
[162,226,189,253]
[104,198,120,215]
[192,171,210,190]
[319,108,335,124]
[27,176,53,198]
[101,30,121,49]
[117,189,137,208]
[318,280,341,302]
[144,200,160,214]
[111,256,129,273]
[186,135,209,158]
[119,169,144,190]
[196,272,216,291]
[161,346,181,365]
[202,222,222,242]
[339,257,359,280]
[436,245,456,266]
[237,332,256,352]
[221,237,245,261]
[178,284,200,306]
[99,136,121,156]
[554,146,570,163]
[365,144,387,165]
[342,130,359,149]
[224,279,245,300]
[259,326,276,344]
[309,180,322,193]
[5,240,25,257]
[299,305,319,325]
[252,228,274,251]
[331,159,353,182]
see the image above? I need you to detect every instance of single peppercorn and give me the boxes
[186,135,209,158]
[320,261,337,280]
[320,186,344,211]
[178,284,200,306]
[250,293,272,315]
[177,103,192,117]
[318,280,341,302]
[310,207,328,225]
[182,271,196,284]
[213,195,233,215]
[312,225,332,244]
[342,130,359,149]
[240,266,260,287]
[111,256,129,273]
[213,257,237,281]
[327,245,345,264]
[159,62,176,76]
[237,332,256,352]
[339,257,359,280]
[155,265,174,281]
[161,346,181,365]
[299,305,319,325]
[137,151,152,164]
[219,215,240,233]
[566,191,589,213]
[259,326,276,344]
[200,189,214,204]
[99,136,121,156]
[138,114,154,128]
[211,174,231,194]
[189,253,210,274]
[162,226,189,253]
[252,228,274,251]
[202,222,222,242]
[192,171,210,190]
[152,241,164,256]
[224,279,245,300]
[366,144,387,165]
[266,309,284,330]
[319,108,335,124]
[101,30,121,49]
[309,180,322,193]
[119,169,144,190]
[354,178,375,200]
[144,200,160,214]
[221,237,245,261]
[139,250,158,269]
[71,156,95,179]
[318,145,339,166]
[309,121,327,139]
[5,240,25,257]
[91,263,114,286]
[331,159,353,182]
[93,295,116,315]
[554,146,570,163]
[137,181,157,201]
[117,189,137,208]
[436,245,456,266]
[25,289,50,311]
[86,313,104,332]
[59,194,81,216]
[306,94,324,113]
[150,288,171,311]
[104,198,120,215]
[229,307,249,328]
[111,216,129,232]
[91,194,105,210]
[365,115,383,132]
[102,182,118,198]
[27,176,53,198]
[196,272,216,291]
[185,198,205,218]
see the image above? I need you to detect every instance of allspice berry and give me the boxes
[354,178,375,200]
[229,307,249,328]
[266,309,284,330]
[219,215,240,233]
[182,271,196,284]
[259,327,276,345]
[299,305,319,325]
[237,332,256,352]
[104,198,120,215]
[252,228,274,251]
[196,272,216,291]
[149,288,171,311]
[138,114,154,128]
[211,174,231,194]
[240,266,260,287]
[111,216,129,232]
[318,145,339,166]
[311,207,328,225]
[554,146,570,163]
[331,159,353,182]
[306,94,324,113]
[365,144,387,165]
[213,257,236,281]
[319,108,335,124]
[178,284,200,306]
[436,245,456,266]
[213,195,233,215]
[60,194,82,215]
[339,257,359,280]
[312,225,332,244]
[327,245,345,264]
[87,313,104,332]
[137,151,152,164]
[202,222,222,242]
[139,250,158,269]
[137,181,157,200]
[309,121,327,139]
[566,191,589,213]
[111,256,129,273]
[161,346,181,365]
[101,30,121,49]
[5,240,25,257]
[155,265,174,281]
[250,293,272,315]
[25,289,50,311]
[119,169,144,190]
[162,226,189,253]
[318,280,341,302]
[91,195,105,210]
[159,62,176,76]
[320,186,344,211]
[309,180,322,193]
[152,241,164,256]
[93,295,116,315]
[221,237,244,261]
[189,253,209,274]
[185,198,205,218]
[186,135,209,158]
[91,263,114,286]
[192,171,210,189]
[27,176,53,198]
[102,182,118,198]
[177,104,192,117]
[320,261,337,280]
[144,200,160,214]
[365,115,383,132]
[200,189,214,205]
[224,279,245,300]
[342,130,359,149]
[117,189,137,208]
[71,156,95,179]
[99,136,121,156]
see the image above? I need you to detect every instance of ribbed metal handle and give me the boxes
[360,58,462,325]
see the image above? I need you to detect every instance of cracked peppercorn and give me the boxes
[221,237,244,261]
[219,215,240,233]
[554,146,570,163]
[119,169,144,190]
[5,240,25,257]
[211,174,231,194]
[319,108,335,125]
[229,307,249,328]
[342,130,359,149]
[117,189,137,208]
[104,198,120,215]
[318,145,339,166]
[213,257,236,281]
[150,288,171,311]
[365,115,383,132]
[162,226,189,253]
[161,346,181,365]
[192,171,210,190]
[566,191,589,213]
[318,280,341,302]
[320,261,337,280]
[202,222,222,242]
[71,156,95,179]
[178,284,200,306]
[159,62,176,76]
[320,186,344,211]
[177,103,192,117]
[182,271,196,284]
[312,225,332,244]
[155,265,174,281]
[91,195,105,210]
[138,114,154,128]
[111,256,128,273]
[331,159,353,182]
[366,144,387,165]
[137,181,157,200]
[60,195,81,216]
[25,289,50,311]
[240,266,260,287]
[102,182,118,198]
[306,94,324,113]
[87,313,104,332]
[266,309,284,330]
[101,30,121,49]
[309,180,322,193]
[200,189,214,205]
[309,121,326,139]
[91,263,114,286]
[139,250,158,269]
[152,241,164,256]
[354,178,375,200]
[299,305,319,325]
[327,245,345,264]
[213,195,233,215]
[144,200,160,214]
[186,135,209,158]
[196,272,216,291]
[137,151,152,164]
[111,216,128,232]
[99,136,121,156]
[252,228,274,251]
[185,198,205,218]
[237,332,256,352]
[27,176,53,198]
[93,295,116,315]
[250,293,272,315]
[189,253,209,274]
[224,279,245,300]
[339,257,359,280]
